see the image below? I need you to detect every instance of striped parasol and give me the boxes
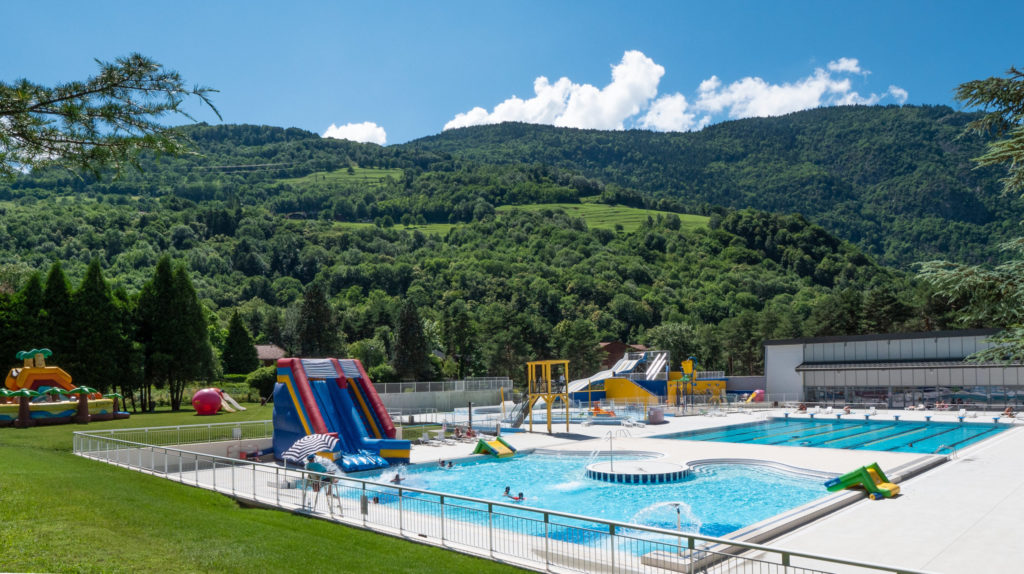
[282,434,339,463]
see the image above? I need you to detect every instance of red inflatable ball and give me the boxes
[192,388,223,416]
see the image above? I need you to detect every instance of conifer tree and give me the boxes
[41,262,74,362]
[70,259,122,392]
[222,311,259,374]
[136,257,175,411]
[919,68,1024,360]
[168,266,215,409]
[1,53,219,178]
[294,282,341,357]
[13,272,44,355]
[137,257,214,410]
[392,300,432,381]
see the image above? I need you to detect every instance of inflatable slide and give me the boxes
[824,462,900,499]
[472,436,517,458]
[273,358,410,472]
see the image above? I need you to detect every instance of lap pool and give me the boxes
[353,453,829,538]
[655,417,1011,454]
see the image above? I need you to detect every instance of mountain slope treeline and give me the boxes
[0,113,990,389]
[404,105,1022,266]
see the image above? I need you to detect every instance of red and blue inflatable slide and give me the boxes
[273,357,410,471]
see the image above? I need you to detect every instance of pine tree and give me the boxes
[392,300,432,381]
[41,262,74,363]
[168,266,215,409]
[222,311,259,374]
[69,259,122,392]
[137,257,214,410]
[137,257,175,411]
[294,282,341,357]
[1,53,218,178]
[919,68,1024,360]
[13,272,44,355]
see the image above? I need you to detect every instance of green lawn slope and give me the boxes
[0,407,522,574]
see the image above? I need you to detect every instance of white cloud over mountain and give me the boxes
[444,52,907,134]
[322,121,387,145]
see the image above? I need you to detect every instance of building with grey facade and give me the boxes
[764,329,1024,409]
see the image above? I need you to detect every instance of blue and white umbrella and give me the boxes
[283,434,339,463]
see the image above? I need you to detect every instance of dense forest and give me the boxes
[0,106,1006,401]
[407,105,1022,267]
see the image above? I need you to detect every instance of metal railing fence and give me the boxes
[74,420,275,446]
[374,377,513,395]
[73,425,928,574]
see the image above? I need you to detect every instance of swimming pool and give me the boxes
[353,453,828,538]
[656,417,1011,454]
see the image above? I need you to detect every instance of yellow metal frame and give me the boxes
[525,360,570,434]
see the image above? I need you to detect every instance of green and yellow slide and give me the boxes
[472,436,517,458]
[824,462,900,500]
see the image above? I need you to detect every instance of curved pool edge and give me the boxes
[680,451,949,564]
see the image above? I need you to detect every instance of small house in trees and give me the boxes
[598,342,648,369]
[255,344,286,367]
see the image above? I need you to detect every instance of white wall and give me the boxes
[765,344,805,401]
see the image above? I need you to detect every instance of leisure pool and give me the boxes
[655,417,1011,454]
[353,453,829,538]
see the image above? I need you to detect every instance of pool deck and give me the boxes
[414,407,1024,573]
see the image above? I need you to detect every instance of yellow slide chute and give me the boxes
[472,436,517,458]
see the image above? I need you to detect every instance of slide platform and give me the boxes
[472,436,517,458]
[824,462,900,499]
[273,357,410,472]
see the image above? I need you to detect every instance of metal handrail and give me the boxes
[73,424,933,574]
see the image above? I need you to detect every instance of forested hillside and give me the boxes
[0,112,993,392]
[405,105,1021,266]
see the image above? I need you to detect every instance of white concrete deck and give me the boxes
[410,407,1024,573]
[752,414,1024,573]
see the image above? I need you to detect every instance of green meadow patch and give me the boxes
[0,407,522,574]
[281,166,404,188]
[497,203,709,233]
[325,203,707,236]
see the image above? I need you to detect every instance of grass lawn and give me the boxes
[0,406,523,574]
[497,203,709,233]
[325,203,708,237]
[280,166,404,188]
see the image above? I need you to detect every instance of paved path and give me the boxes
[764,422,1024,573]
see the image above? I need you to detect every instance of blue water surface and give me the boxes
[656,417,1010,454]
[353,454,827,537]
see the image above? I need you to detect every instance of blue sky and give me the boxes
[3,1,1021,144]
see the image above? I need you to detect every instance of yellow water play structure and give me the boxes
[566,352,726,407]
[521,359,570,434]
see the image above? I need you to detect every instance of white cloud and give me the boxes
[640,93,708,132]
[827,57,865,75]
[695,69,859,119]
[443,52,907,133]
[322,121,387,145]
[444,50,663,131]
[888,85,909,104]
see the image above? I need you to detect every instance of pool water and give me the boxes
[354,454,828,537]
[656,418,1010,454]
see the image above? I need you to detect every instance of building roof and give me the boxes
[599,342,648,350]
[796,359,1022,371]
[764,328,1001,347]
[255,344,286,361]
